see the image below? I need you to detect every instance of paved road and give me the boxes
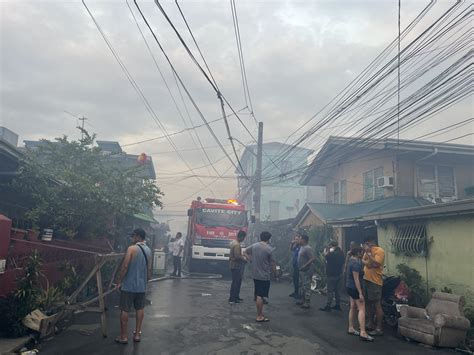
[40,277,454,355]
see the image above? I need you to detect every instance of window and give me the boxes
[269,201,280,220]
[374,167,384,199]
[417,165,456,201]
[341,180,347,204]
[438,166,455,198]
[363,167,385,201]
[391,223,427,256]
[333,182,340,204]
[333,180,347,204]
[363,171,374,201]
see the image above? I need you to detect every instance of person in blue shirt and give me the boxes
[115,228,152,344]
[289,233,301,299]
[346,244,374,342]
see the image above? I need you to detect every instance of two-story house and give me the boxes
[294,136,474,249]
[236,142,325,221]
[301,136,474,204]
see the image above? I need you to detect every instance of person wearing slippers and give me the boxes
[296,233,316,309]
[228,230,247,304]
[114,228,152,344]
[362,236,385,337]
[346,245,374,342]
[244,231,276,323]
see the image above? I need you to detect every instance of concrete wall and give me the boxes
[325,154,395,204]
[377,215,474,307]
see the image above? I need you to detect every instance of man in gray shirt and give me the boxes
[296,233,316,309]
[244,231,276,322]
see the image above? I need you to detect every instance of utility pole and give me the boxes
[78,116,88,140]
[253,121,263,222]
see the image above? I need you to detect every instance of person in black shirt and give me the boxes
[320,240,345,312]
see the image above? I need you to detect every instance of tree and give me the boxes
[11,130,163,238]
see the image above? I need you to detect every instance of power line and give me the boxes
[125,0,221,177]
[230,0,256,124]
[152,0,249,178]
[82,0,214,191]
[133,0,241,176]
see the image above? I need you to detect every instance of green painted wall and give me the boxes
[378,215,474,307]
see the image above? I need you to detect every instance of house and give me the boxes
[295,136,474,250]
[0,127,30,228]
[293,196,432,250]
[236,142,325,221]
[300,136,474,204]
[362,199,474,307]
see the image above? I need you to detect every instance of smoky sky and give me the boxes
[1,0,472,230]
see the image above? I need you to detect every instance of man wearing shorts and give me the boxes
[115,228,152,344]
[244,231,276,322]
[362,236,385,336]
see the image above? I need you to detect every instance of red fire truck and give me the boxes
[185,197,248,272]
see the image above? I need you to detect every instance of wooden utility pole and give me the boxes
[254,122,263,222]
[78,116,88,140]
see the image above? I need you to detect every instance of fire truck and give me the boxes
[185,197,248,272]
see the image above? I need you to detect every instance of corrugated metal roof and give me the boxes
[295,196,432,225]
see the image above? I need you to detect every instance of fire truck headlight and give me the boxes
[194,235,202,245]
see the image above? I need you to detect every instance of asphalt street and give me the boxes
[39,277,454,355]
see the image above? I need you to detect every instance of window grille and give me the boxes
[391,223,427,255]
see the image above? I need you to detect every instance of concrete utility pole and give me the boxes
[253,121,263,222]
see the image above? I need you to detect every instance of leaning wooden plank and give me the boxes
[96,267,107,338]
[67,259,105,304]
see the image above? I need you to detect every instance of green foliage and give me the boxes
[463,307,474,340]
[10,129,163,238]
[0,250,44,337]
[0,294,29,338]
[57,262,82,296]
[36,286,64,312]
[302,225,335,287]
[16,250,44,313]
[440,286,453,294]
[304,225,335,253]
[396,263,428,307]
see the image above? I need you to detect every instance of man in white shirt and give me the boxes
[172,232,185,277]
[167,237,175,273]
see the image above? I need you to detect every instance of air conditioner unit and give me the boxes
[377,176,394,188]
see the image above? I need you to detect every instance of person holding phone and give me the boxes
[346,245,374,342]
[320,240,345,312]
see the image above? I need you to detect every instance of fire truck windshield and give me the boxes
[195,208,247,228]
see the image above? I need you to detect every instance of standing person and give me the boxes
[167,236,175,274]
[320,240,345,312]
[172,232,185,277]
[115,228,152,344]
[289,233,301,299]
[343,241,357,286]
[296,234,316,309]
[346,245,374,342]
[362,236,385,336]
[228,230,247,304]
[244,231,276,322]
